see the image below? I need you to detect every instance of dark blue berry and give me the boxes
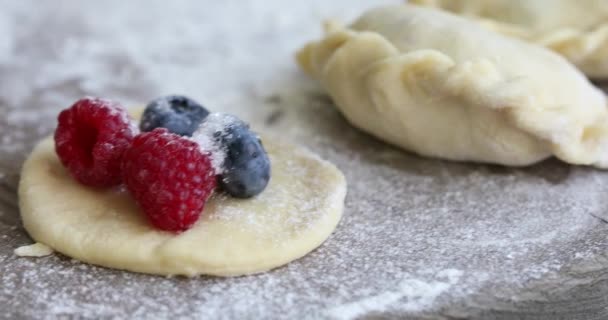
[220,130,270,198]
[140,95,209,136]
[194,113,270,198]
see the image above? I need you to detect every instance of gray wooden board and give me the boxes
[1,1,608,319]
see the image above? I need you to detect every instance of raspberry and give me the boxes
[54,97,137,187]
[122,128,217,232]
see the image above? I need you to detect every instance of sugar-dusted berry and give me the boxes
[122,128,217,232]
[193,113,270,198]
[140,95,209,136]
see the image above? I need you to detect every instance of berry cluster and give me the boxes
[54,96,270,232]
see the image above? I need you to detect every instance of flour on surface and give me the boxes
[327,269,463,319]
[2,0,608,319]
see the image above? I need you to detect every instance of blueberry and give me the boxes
[220,130,270,198]
[192,113,270,198]
[140,95,209,136]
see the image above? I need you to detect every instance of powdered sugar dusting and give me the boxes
[3,0,608,319]
[191,113,245,175]
[138,97,171,132]
[327,269,463,319]
[204,145,338,245]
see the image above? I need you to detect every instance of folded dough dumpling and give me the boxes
[411,0,608,78]
[297,5,608,168]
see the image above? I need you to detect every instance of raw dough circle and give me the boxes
[19,136,346,277]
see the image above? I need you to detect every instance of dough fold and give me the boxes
[297,5,608,168]
[410,0,608,78]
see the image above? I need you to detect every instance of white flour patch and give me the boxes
[2,0,608,319]
[327,269,463,319]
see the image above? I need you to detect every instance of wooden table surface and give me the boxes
[2,1,608,319]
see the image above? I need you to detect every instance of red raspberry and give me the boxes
[122,128,217,232]
[54,97,137,187]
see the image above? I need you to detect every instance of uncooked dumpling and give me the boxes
[411,0,608,78]
[297,5,608,168]
[19,136,346,277]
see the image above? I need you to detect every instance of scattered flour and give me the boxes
[1,0,608,319]
[327,269,463,319]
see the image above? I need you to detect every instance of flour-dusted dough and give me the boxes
[19,136,346,277]
[411,0,608,78]
[297,5,608,168]
[14,243,53,257]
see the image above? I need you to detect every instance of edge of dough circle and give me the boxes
[18,111,347,277]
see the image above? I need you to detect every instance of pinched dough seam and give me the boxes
[409,0,608,77]
[539,24,608,75]
[297,27,608,167]
[478,21,608,73]
[298,28,532,111]
[298,30,538,134]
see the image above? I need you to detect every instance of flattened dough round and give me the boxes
[19,137,346,277]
